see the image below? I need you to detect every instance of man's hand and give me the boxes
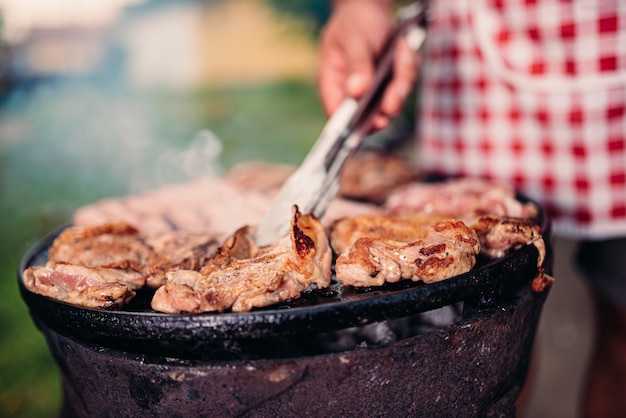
[317,0,420,130]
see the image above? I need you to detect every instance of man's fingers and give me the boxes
[372,114,390,131]
[381,37,420,117]
[317,12,377,116]
[342,31,376,98]
[318,61,347,116]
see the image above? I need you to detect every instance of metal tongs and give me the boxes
[255,3,428,246]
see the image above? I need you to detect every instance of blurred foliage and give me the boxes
[264,0,331,35]
[0,12,11,100]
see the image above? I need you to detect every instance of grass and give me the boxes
[0,78,326,417]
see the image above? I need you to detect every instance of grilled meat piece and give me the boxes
[143,232,221,287]
[322,198,384,231]
[332,210,551,291]
[467,214,545,266]
[338,149,416,204]
[48,222,161,272]
[72,176,276,238]
[382,178,547,273]
[151,207,332,313]
[23,221,219,308]
[332,216,480,287]
[330,213,449,255]
[466,214,553,292]
[22,262,143,309]
[385,178,538,219]
[223,161,294,191]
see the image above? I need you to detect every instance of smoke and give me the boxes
[149,129,223,192]
[0,79,226,231]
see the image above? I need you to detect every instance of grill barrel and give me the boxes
[38,284,548,417]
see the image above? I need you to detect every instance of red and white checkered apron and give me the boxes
[418,0,626,238]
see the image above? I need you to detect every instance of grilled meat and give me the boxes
[27,169,552,311]
[466,214,553,292]
[338,149,416,204]
[73,176,275,239]
[330,213,449,255]
[381,178,547,272]
[322,198,384,231]
[22,262,143,309]
[467,214,545,266]
[23,221,219,308]
[385,178,538,219]
[223,161,294,191]
[331,209,550,290]
[72,166,384,238]
[332,216,481,287]
[48,222,161,272]
[143,232,221,287]
[151,207,332,313]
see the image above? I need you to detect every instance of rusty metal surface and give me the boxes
[40,284,549,418]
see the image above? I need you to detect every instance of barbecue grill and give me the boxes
[18,204,552,417]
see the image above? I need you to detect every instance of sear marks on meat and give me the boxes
[143,232,220,288]
[330,211,553,292]
[23,221,219,308]
[332,215,481,287]
[381,178,552,292]
[465,214,554,292]
[48,222,161,272]
[531,270,556,293]
[331,211,546,265]
[330,213,449,255]
[151,206,332,313]
[385,178,539,219]
[466,214,546,266]
[28,169,552,310]
[48,221,219,287]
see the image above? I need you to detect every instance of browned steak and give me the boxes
[332,216,480,287]
[151,207,332,313]
[23,222,218,308]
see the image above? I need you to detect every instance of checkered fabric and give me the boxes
[418,0,626,238]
